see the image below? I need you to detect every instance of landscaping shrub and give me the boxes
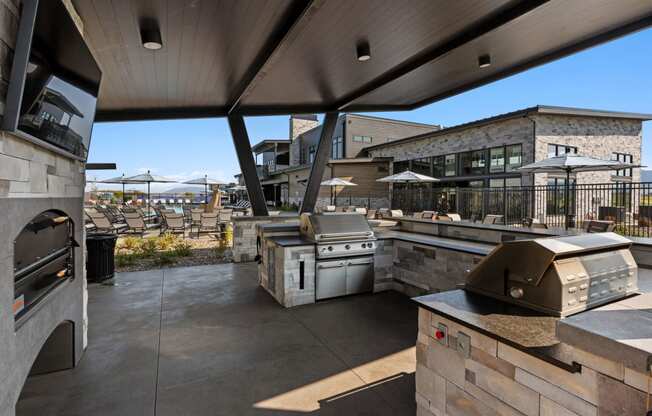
[156,233,179,250]
[173,240,192,257]
[118,236,141,253]
[156,251,178,266]
[115,253,137,267]
[140,238,158,257]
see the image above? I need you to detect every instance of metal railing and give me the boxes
[391,182,652,237]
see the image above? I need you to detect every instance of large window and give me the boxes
[506,144,522,172]
[352,135,372,144]
[393,160,410,174]
[547,144,578,158]
[331,136,344,159]
[433,155,445,178]
[445,154,456,177]
[489,147,505,173]
[612,152,633,177]
[459,150,487,176]
[412,157,431,176]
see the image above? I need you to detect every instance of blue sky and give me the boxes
[88,27,652,191]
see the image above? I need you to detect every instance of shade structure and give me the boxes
[377,170,439,183]
[227,186,248,192]
[99,174,146,204]
[519,154,641,229]
[123,171,176,209]
[183,175,226,204]
[321,178,357,205]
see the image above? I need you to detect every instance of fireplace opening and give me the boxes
[14,210,76,328]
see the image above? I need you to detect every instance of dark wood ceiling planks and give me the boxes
[70,0,652,121]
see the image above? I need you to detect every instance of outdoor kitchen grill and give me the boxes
[13,210,76,324]
[300,213,376,300]
[465,232,638,317]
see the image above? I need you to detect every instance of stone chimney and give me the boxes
[289,115,319,166]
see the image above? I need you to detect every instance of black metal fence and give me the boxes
[391,182,652,237]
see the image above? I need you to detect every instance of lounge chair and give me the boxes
[584,220,615,233]
[446,213,461,222]
[197,212,219,238]
[164,213,186,235]
[123,212,158,235]
[482,214,504,225]
[366,209,377,220]
[86,211,128,233]
[390,210,404,218]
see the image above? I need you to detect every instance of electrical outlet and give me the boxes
[457,331,471,358]
[434,323,448,346]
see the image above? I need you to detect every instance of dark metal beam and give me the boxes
[228,0,320,114]
[300,112,338,214]
[227,115,268,216]
[335,0,549,111]
[85,163,117,170]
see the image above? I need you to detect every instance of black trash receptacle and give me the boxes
[86,233,117,282]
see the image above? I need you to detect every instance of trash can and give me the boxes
[86,233,117,282]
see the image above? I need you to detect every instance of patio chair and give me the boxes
[164,213,186,236]
[87,211,128,233]
[482,214,504,225]
[390,210,404,218]
[325,205,336,212]
[446,213,462,222]
[366,209,377,220]
[335,206,346,212]
[378,208,391,219]
[218,209,233,224]
[197,212,219,238]
[123,213,158,235]
[355,207,367,215]
[585,220,615,233]
[345,206,357,213]
[434,214,453,221]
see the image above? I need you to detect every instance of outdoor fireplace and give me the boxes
[13,210,76,325]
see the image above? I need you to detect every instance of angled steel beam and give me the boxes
[300,112,338,214]
[228,0,316,115]
[335,0,549,111]
[227,115,268,216]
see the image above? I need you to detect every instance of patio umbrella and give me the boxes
[377,170,439,212]
[183,175,226,204]
[124,170,176,210]
[99,174,145,204]
[321,178,357,205]
[518,154,641,229]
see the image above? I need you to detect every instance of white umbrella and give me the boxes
[227,185,247,192]
[124,170,176,210]
[183,175,225,204]
[100,174,146,204]
[519,154,641,229]
[321,178,357,205]
[377,170,439,211]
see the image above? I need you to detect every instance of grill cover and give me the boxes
[465,233,638,316]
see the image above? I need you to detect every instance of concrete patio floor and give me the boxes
[16,263,417,416]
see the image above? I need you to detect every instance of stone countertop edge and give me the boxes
[375,230,493,256]
[265,236,314,247]
[556,292,652,374]
[412,289,581,373]
[397,217,579,236]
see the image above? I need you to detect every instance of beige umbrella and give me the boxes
[321,178,357,205]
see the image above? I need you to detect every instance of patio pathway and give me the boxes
[16,263,417,416]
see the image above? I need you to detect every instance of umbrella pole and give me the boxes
[205,183,208,205]
[565,169,570,230]
[122,183,125,205]
[148,182,151,213]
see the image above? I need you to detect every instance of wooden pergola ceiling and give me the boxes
[72,0,652,122]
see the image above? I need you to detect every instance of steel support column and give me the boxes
[227,115,269,216]
[300,112,339,214]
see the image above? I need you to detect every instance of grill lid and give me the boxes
[300,213,373,241]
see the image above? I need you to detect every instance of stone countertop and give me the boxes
[265,236,314,247]
[397,217,578,237]
[556,269,652,373]
[257,222,300,232]
[375,229,494,256]
[413,289,578,371]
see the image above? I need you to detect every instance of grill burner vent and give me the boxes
[13,210,75,324]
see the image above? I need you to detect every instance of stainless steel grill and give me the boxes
[300,213,376,259]
[465,232,638,316]
[300,213,376,300]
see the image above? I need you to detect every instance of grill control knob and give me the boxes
[361,243,366,248]
[327,246,333,251]
[345,244,351,250]
[509,287,524,299]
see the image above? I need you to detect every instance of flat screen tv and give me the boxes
[2,0,102,161]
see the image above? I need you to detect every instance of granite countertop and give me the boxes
[397,217,578,237]
[265,235,313,247]
[413,289,578,371]
[375,230,494,256]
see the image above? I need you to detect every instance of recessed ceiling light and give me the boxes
[140,18,163,50]
[357,41,371,62]
[478,54,491,68]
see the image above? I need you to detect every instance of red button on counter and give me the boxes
[434,330,445,340]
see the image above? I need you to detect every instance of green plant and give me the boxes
[118,236,141,253]
[115,253,137,267]
[156,251,178,266]
[156,233,179,250]
[213,244,226,258]
[140,238,158,257]
[173,240,192,257]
